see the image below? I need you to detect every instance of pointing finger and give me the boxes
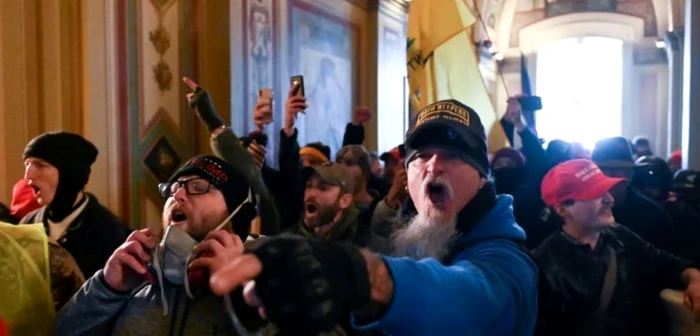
[183,77,198,91]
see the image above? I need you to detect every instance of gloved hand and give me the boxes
[183,77,225,132]
[247,235,371,335]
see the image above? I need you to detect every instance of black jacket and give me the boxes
[533,224,694,336]
[21,193,130,278]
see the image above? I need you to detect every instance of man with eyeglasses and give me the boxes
[54,155,262,335]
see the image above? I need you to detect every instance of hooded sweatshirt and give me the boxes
[353,195,538,335]
[52,270,237,336]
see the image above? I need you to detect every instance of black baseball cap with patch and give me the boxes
[404,99,489,176]
[301,162,355,194]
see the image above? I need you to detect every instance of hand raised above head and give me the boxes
[352,106,372,125]
[253,99,273,131]
[182,77,225,132]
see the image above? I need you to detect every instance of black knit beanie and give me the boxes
[166,155,257,240]
[23,132,98,221]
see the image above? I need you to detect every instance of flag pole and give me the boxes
[469,0,511,98]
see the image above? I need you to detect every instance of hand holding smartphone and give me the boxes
[290,75,305,97]
[254,89,274,129]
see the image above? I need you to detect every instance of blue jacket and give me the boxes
[354,195,538,335]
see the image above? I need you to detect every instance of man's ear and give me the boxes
[553,204,569,219]
[339,193,353,210]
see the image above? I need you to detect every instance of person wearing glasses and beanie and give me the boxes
[54,155,263,335]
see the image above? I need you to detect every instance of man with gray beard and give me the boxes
[208,100,539,336]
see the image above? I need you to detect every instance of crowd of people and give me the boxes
[2,76,700,336]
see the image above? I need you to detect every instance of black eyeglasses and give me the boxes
[158,177,212,198]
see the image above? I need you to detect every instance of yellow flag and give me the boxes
[407,0,508,152]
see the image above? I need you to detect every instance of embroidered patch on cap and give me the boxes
[187,157,229,184]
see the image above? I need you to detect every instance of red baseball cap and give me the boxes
[379,147,402,162]
[541,159,626,207]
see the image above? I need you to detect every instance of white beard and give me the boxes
[391,210,460,261]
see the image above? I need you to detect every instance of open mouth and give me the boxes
[305,203,318,215]
[171,209,188,223]
[427,183,448,205]
[27,183,40,195]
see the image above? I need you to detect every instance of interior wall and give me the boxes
[0,0,401,224]
[489,2,671,155]
[376,0,408,153]
[0,0,83,205]
[231,0,384,164]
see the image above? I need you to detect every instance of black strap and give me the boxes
[597,246,618,313]
[577,246,618,336]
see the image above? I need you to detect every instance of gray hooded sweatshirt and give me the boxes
[52,270,238,336]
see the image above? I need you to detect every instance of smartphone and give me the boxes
[518,96,542,111]
[290,75,305,97]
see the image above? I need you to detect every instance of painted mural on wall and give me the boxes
[509,0,658,47]
[290,3,357,157]
[245,0,278,165]
[117,0,197,228]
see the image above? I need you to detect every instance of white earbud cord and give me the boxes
[184,188,253,300]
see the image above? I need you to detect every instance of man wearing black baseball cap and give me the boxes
[55,154,261,334]
[206,99,538,336]
[592,136,675,252]
[21,131,129,278]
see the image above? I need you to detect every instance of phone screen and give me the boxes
[290,75,305,97]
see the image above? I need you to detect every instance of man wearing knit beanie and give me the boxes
[21,131,129,278]
[54,155,261,334]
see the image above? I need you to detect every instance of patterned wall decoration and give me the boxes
[377,0,408,152]
[510,0,658,48]
[289,0,360,158]
[242,0,280,167]
[116,0,198,229]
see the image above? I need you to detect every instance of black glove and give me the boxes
[248,234,370,335]
[188,87,225,132]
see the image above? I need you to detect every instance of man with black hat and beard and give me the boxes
[206,99,538,336]
[21,131,129,278]
[54,155,261,335]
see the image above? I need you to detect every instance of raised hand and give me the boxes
[386,162,408,209]
[103,229,157,292]
[183,77,225,132]
[504,95,526,130]
[283,83,308,137]
[247,141,267,170]
[352,106,372,126]
[253,99,273,132]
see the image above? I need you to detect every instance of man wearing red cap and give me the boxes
[534,159,700,335]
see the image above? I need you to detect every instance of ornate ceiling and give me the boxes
[475,0,681,50]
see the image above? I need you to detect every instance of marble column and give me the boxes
[682,0,700,169]
[665,30,684,155]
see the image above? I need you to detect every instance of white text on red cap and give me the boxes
[575,164,602,182]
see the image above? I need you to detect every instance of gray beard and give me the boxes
[390,211,460,261]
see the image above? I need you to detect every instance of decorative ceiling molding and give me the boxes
[518,12,646,53]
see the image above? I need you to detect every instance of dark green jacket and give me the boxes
[211,128,280,235]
